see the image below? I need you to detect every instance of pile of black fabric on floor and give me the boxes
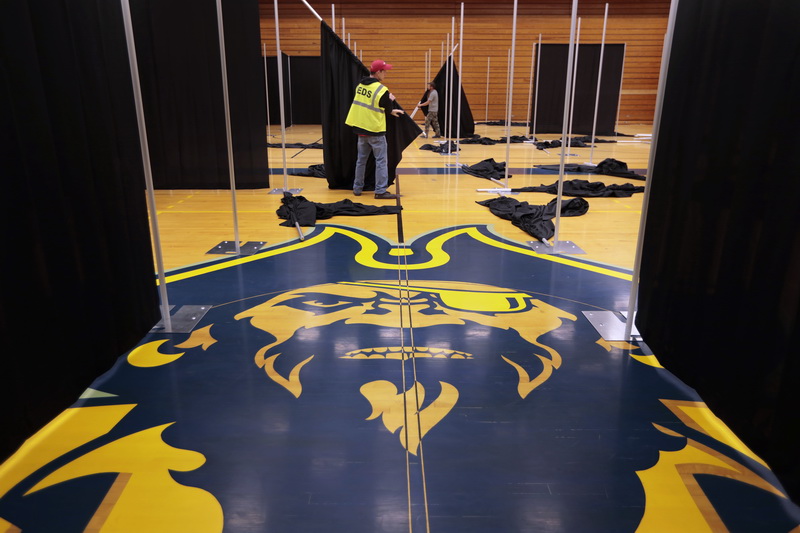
[461,158,511,180]
[535,158,646,180]
[476,196,589,241]
[419,141,460,154]
[276,192,401,227]
[511,178,644,197]
[289,164,326,178]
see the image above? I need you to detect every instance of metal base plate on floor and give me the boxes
[527,240,585,255]
[268,188,302,195]
[151,305,211,334]
[206,241,266,256]
[582,310,641,342]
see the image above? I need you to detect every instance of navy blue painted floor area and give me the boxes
[1,224,799,532]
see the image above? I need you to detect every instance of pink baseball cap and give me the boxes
[370,59,393,73]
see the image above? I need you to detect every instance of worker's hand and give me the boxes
[391,109,405,117]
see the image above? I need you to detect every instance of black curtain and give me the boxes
[320,21,421,190]
[532,43,624,135]
[290,56,322,124]
[265,54,292,128]
[636,0,800,502]
[427,56,475,138]
[0,0,159,460]
[130,0,268,188]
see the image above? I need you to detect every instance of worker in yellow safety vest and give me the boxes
[345,59,405,199]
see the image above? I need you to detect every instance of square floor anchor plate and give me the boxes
[527,240,585,255]
[582,310,641,341]
[206,241,266,255]
[150,305,211,334]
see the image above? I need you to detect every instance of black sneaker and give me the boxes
[374,192,398,199]
[353,189,362,196]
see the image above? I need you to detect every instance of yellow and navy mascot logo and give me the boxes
[0,225,798,532]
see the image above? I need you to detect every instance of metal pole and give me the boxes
[567,18,581,151]
[526,40,535,137]
[331,4,335,33]
[120,0,172,332]
[456,2,464,162]
[532,34,542,141]
[589,3,609,163]
[504,0,518,187]
[615,46,627,138]
[215,0,241,255]
[624,0,680,338]
[485,57,490,123]
[263,44,272,139]
[300,0,323,21]
[274,0,289,191]
[555,0,579,244]
[448,17,454,141]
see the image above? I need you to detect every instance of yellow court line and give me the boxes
[161,225,632,284]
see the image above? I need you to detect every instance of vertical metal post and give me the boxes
[485,56,490,123]
[532,34,542,141]
[589,3,609,163]
[503,0,518,188]
[567,18,581,152]
[263,43,272,139]
[554,0,579,244]
[215,0,240,255]
[448,17,454,141]
[119,0,172,332]
[624,0,681,338]
[273,0,289,192]
[331,4,335,33]
[456,3,464,163]
[526,40,535,137]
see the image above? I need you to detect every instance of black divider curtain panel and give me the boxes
[320,22,421,190]
[265,54,292,127]
[636,0,800,502]
[289,56,322,124]
[0,0,159,460]
[130,0,268,188]
[532,44,624,135]
[423,57,475,138]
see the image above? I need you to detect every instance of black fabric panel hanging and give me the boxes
[130,0,268,188]
[532,43,624,135]
[265,54,292,127]
[0,0,159,461]
[320,21,420,190]
[636,0,800,503]
[290,56,322,124]
[431,56,475,138]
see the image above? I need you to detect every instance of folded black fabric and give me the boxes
[289,164,326,178]
[462,158,511,180]
[277,192,401,227]
[476,196,589,241]
[535,158,646,180]
[420,141,460,153]
[511,179,645,197]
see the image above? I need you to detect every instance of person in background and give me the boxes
[419,81,441,139]
[345,59,405,199]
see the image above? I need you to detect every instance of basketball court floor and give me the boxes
[1,124,798,532]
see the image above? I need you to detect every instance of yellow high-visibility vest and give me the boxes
[345,81,389,133]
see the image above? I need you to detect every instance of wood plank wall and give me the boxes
[259,0,670,126]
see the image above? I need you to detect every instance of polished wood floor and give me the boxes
[152,123,651,272]
[3,123,798,532]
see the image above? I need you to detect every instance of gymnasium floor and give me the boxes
[1,124,799,532]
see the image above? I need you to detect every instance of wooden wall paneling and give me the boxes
[259,0,668,127]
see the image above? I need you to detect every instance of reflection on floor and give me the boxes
[2,221,799,531]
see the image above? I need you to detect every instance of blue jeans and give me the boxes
[354,135,388,194]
